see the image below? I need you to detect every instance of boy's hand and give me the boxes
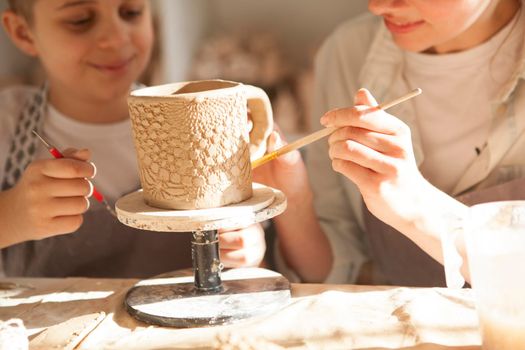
[219,224,266,268]
[7,148,96,241]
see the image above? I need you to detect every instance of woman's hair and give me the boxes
[7,0,35,22]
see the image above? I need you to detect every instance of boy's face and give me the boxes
[367,0,504,53]
[27,0,153,101]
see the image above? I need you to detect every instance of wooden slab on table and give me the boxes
[30,312,106,350]
[0,278,81,322]
[0,277,482,349]
[24,278,137,348]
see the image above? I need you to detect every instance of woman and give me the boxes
[258,0,525,287]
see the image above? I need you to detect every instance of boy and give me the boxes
[0,0,264,277]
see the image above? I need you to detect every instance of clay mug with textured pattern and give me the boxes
[127,80,273,210]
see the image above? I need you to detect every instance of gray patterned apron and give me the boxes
[1,86,192,278]
[361,68,525,287]
[363,176,525,287]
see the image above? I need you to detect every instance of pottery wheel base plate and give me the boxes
[125,267,291,328]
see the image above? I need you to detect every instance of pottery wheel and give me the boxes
[115,183,287,232]
[116,183,290,328]
[125,267,290,327]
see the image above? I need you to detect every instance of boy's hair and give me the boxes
[7,0,34,22]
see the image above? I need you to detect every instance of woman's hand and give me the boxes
[252,130,311,203]
[320,88,430,231]
[1,148,95,245]
[321,88,473,282]
[219,223,266,268]
[246,126,334,282]
[217,129,313,269]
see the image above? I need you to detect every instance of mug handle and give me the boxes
[244,85,274,160]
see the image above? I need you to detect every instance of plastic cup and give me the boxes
[466,201,525,350]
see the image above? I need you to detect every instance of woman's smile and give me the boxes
[383,17,425,34]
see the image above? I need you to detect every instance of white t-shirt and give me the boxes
[403,8,525,193]
[0,85,140,203]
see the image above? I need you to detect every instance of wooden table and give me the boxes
[0,276,482,349]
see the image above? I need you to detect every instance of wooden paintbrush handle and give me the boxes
[251,88,422,169]
[251,126,337,169]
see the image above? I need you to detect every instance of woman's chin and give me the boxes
[392,36,433,53]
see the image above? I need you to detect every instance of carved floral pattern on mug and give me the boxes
[129,90,252,210]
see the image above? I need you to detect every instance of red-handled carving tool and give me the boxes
[32,130,117,218]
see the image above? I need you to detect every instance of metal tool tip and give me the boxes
[102,199,118,218]
[32,129,51,148]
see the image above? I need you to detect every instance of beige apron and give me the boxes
[363,177,525,287]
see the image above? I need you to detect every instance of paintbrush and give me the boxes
[251,88,422,169]
[32,130,117,218]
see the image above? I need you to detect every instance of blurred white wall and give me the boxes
[155,0,209,84]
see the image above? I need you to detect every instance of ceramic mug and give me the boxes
[128,80,273,210]
[465,201,525,350]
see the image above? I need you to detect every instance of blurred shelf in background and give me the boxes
[154,0,367,136]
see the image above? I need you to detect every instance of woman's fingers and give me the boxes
[220,247,264,267]
[329,126,406,157]
[320,88,409,136]
[265,130,279,153]
[267,131,301,165]
[219,224,266,267]
[320,87,378,128]
[329,139,398,175]
[252,130,301,184]
[219,229,245,250]
[321,106,408,135]
[331,158,377,189]
[322,88,413,176]
[355,88,376,104]
[219,225,262,250]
